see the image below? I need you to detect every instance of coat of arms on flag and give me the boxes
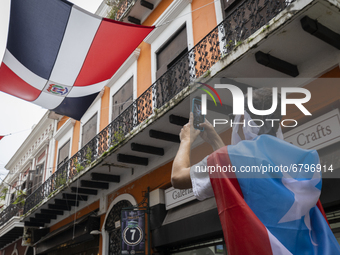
[0,0,154,120]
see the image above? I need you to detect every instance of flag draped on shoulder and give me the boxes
[0,0,154,120]
[208,135,340,255]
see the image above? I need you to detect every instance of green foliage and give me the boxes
[85,147,92,165]
[12,190,26,206]
[0,187,8,201]
[76,164,84,173]
[112,126,125,144]
[203,70,211,78]
[225,39,234,48]
[55,175,67,188]
[73,158,84,173]
[106,0,128,20]
[235,41,242,47]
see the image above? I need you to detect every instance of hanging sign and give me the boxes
[165,186,196,210]
[121,210,145,255]
[284,109,340,150]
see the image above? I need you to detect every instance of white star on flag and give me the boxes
[279,170,321,245]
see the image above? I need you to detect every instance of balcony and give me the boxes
[106,0,161,24]
[21,0,340,227]
[0,203,24,249]
[22,0,296,224]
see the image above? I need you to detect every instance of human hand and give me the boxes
[179,112,200,144]
[199,119,225,151]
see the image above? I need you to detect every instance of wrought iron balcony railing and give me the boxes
[0,203,23,227]
[106,0,135,21]
[24,0,295,214]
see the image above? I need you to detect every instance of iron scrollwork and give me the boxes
[105,200,133,255]
[23,0,295,215]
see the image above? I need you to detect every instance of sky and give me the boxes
[0,0,104,181]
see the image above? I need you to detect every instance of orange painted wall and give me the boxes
[137,42,152,97]
[108,161,173,206]
[136,0,173,97]
[285,66,340,125]
[49,201,99,232]
[71,121,80,156]
[142,0,173,27]
[98,214,106,255]
[107,161,173,255]
[191,0,217,45]
[57,116,69,131]
[100,86,110,130]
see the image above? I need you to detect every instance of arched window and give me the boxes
[105,200,132,255]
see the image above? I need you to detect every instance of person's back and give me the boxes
[171,87,340,254]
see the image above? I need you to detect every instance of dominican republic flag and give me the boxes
[0,0,154,120]
[208,135,340,255]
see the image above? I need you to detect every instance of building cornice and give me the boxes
[0,217,24,237]
[53,118,76,141]
[5,112,54,171]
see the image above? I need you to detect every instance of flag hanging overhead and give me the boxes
[0,136,4,141]
[0,0,154,120]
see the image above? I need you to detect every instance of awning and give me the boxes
[35,214,100,254]
[163,197,217,225]
[152,197,222,249]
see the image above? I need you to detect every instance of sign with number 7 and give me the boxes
[121,210,145,255]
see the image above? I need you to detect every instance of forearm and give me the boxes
[211,137,225,151]
[171,140,192,189]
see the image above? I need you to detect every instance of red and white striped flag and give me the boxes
[0,0,154,120]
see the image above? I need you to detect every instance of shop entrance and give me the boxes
[46,236,99,255]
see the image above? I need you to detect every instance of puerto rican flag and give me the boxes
[0,0,154,120]
[208,135,340,255]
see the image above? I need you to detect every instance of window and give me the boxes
[33,162,44,191]
[156,26,188,79]
[27,179,33,196]
[57,140,70,169]
[82,113,98,147]
[10,193,15,203]
[221,0,241,18]
[155,26,190,106]
[112,77,133,121]
[21,181,26,190]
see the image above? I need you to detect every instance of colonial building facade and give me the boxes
[1,0,340,254]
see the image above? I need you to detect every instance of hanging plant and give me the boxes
[12,190,26,206]
[106,0,134,20]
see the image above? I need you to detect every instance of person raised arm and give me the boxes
[171,113,199,189]
[171,113,225,189]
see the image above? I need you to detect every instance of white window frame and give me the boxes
[109,62,138,123]
[79,98,101,149]
[150,3,194,84]
[101,194,137,255]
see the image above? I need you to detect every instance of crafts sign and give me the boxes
[121,210,145,255]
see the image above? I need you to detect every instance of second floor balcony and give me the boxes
[15,0,340,228]
[0,203,24,249]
